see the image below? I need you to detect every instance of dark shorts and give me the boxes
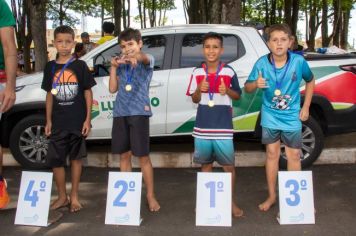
[262,127,302,149]
[111,116,149,157]
[46,129,87,168]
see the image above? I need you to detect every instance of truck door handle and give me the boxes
[150,80,163,87]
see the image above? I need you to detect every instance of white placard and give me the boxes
[105,172,142,226]
[196,172,231,227]
[278,171,315,225]
[15,171,53,227]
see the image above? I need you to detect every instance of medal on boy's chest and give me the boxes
[125,84,132,91]
[205,62,222,108]
[51,88,58,95]
[274,89,281,96]
[125,64,134,92]
[208,100,215,107]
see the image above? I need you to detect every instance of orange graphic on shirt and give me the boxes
[52,69,79,103]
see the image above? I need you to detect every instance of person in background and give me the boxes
[73,43,86,59]
[96,22,115,45]
[0,0,17,209]
[80,32,96,54]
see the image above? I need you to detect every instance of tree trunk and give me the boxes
[127,0,130,27]
[113,0,122,35]
[340,8,350,49]
[264,0,269,27]
[321,0,329,47]
[270,0,276,25]
[143,0,147,28]
[28,0,47,72]
[138,0,143,28]
[284,0,292,25]
[210,0,222,24]
[221,0,240,24]
[122,0,126,29]
[182,0,189,24]
[332,0,341,47]
[307,0,317,51]
[291,0,299,35]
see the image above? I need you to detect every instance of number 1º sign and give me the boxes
[105,172,142,226]
[196,172,232,227]
[278,171,315,225]
[15,171,53,227]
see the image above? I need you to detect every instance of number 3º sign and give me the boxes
[278,171,315,225]
[105,172,142,226]
[15,171,53,227]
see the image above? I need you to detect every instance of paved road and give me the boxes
[1,164,355,236]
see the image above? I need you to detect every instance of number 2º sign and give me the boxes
[105,172,142,226]
[15,171,53,227]
[278,171,315,225]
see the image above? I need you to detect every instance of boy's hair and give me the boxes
[118,28,142,44]
[203,32,223,47]
[54,25,75,39]
[266,23,292,41]
[102,21,115,34]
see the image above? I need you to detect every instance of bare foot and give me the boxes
[69,197,82,213]
[258,197,276,212]
[147,196,160,212]
[232,202,244,218]
[50,196,69,210]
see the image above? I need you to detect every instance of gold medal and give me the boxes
[208,100,214,107]
[125,84,132,91]
[51,88,58,95]
[274,89,281,96]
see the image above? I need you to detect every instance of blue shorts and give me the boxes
[261,127,302,149]
[193,138,235,166]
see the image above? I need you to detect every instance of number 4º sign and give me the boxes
[278,171,315,225]
[15,171,53,227]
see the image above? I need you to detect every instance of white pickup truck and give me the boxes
[2,24,356,169]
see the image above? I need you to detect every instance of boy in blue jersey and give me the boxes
[186,32,243,218]
[244,24,315,211]
[109,28,160,212]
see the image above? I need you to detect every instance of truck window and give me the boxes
[94,35,167,77]
[180,34,246,68]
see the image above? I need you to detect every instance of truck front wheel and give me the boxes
[9,114,49,169]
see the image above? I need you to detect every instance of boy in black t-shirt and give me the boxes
[41,25,96,213]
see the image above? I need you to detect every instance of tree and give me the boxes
[47,0,101,27]
[28,0,47,72]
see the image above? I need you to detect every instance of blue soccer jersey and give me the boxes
[246,52,313,131]
[113,54,154,117]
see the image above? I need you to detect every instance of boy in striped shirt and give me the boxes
[186,32,243,218]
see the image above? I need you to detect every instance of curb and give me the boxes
[3,147,356,168]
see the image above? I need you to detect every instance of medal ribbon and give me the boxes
[205,62,222,102]
[271,53,290,91]
[51,57,75,91]
[125,64,134,86]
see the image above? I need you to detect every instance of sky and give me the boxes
[5,0,356,48]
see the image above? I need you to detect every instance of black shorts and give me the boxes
[111,116,149,157]
[46,129,87,168]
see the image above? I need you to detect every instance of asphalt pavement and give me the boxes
[1,164,356,236]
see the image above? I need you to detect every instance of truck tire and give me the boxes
[9,114,49,169]
[279,116,324,169]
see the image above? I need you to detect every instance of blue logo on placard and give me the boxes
[24,214,39,223]
[114,214,130,223]
[205,214,221,224]
[289,212,304,223]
